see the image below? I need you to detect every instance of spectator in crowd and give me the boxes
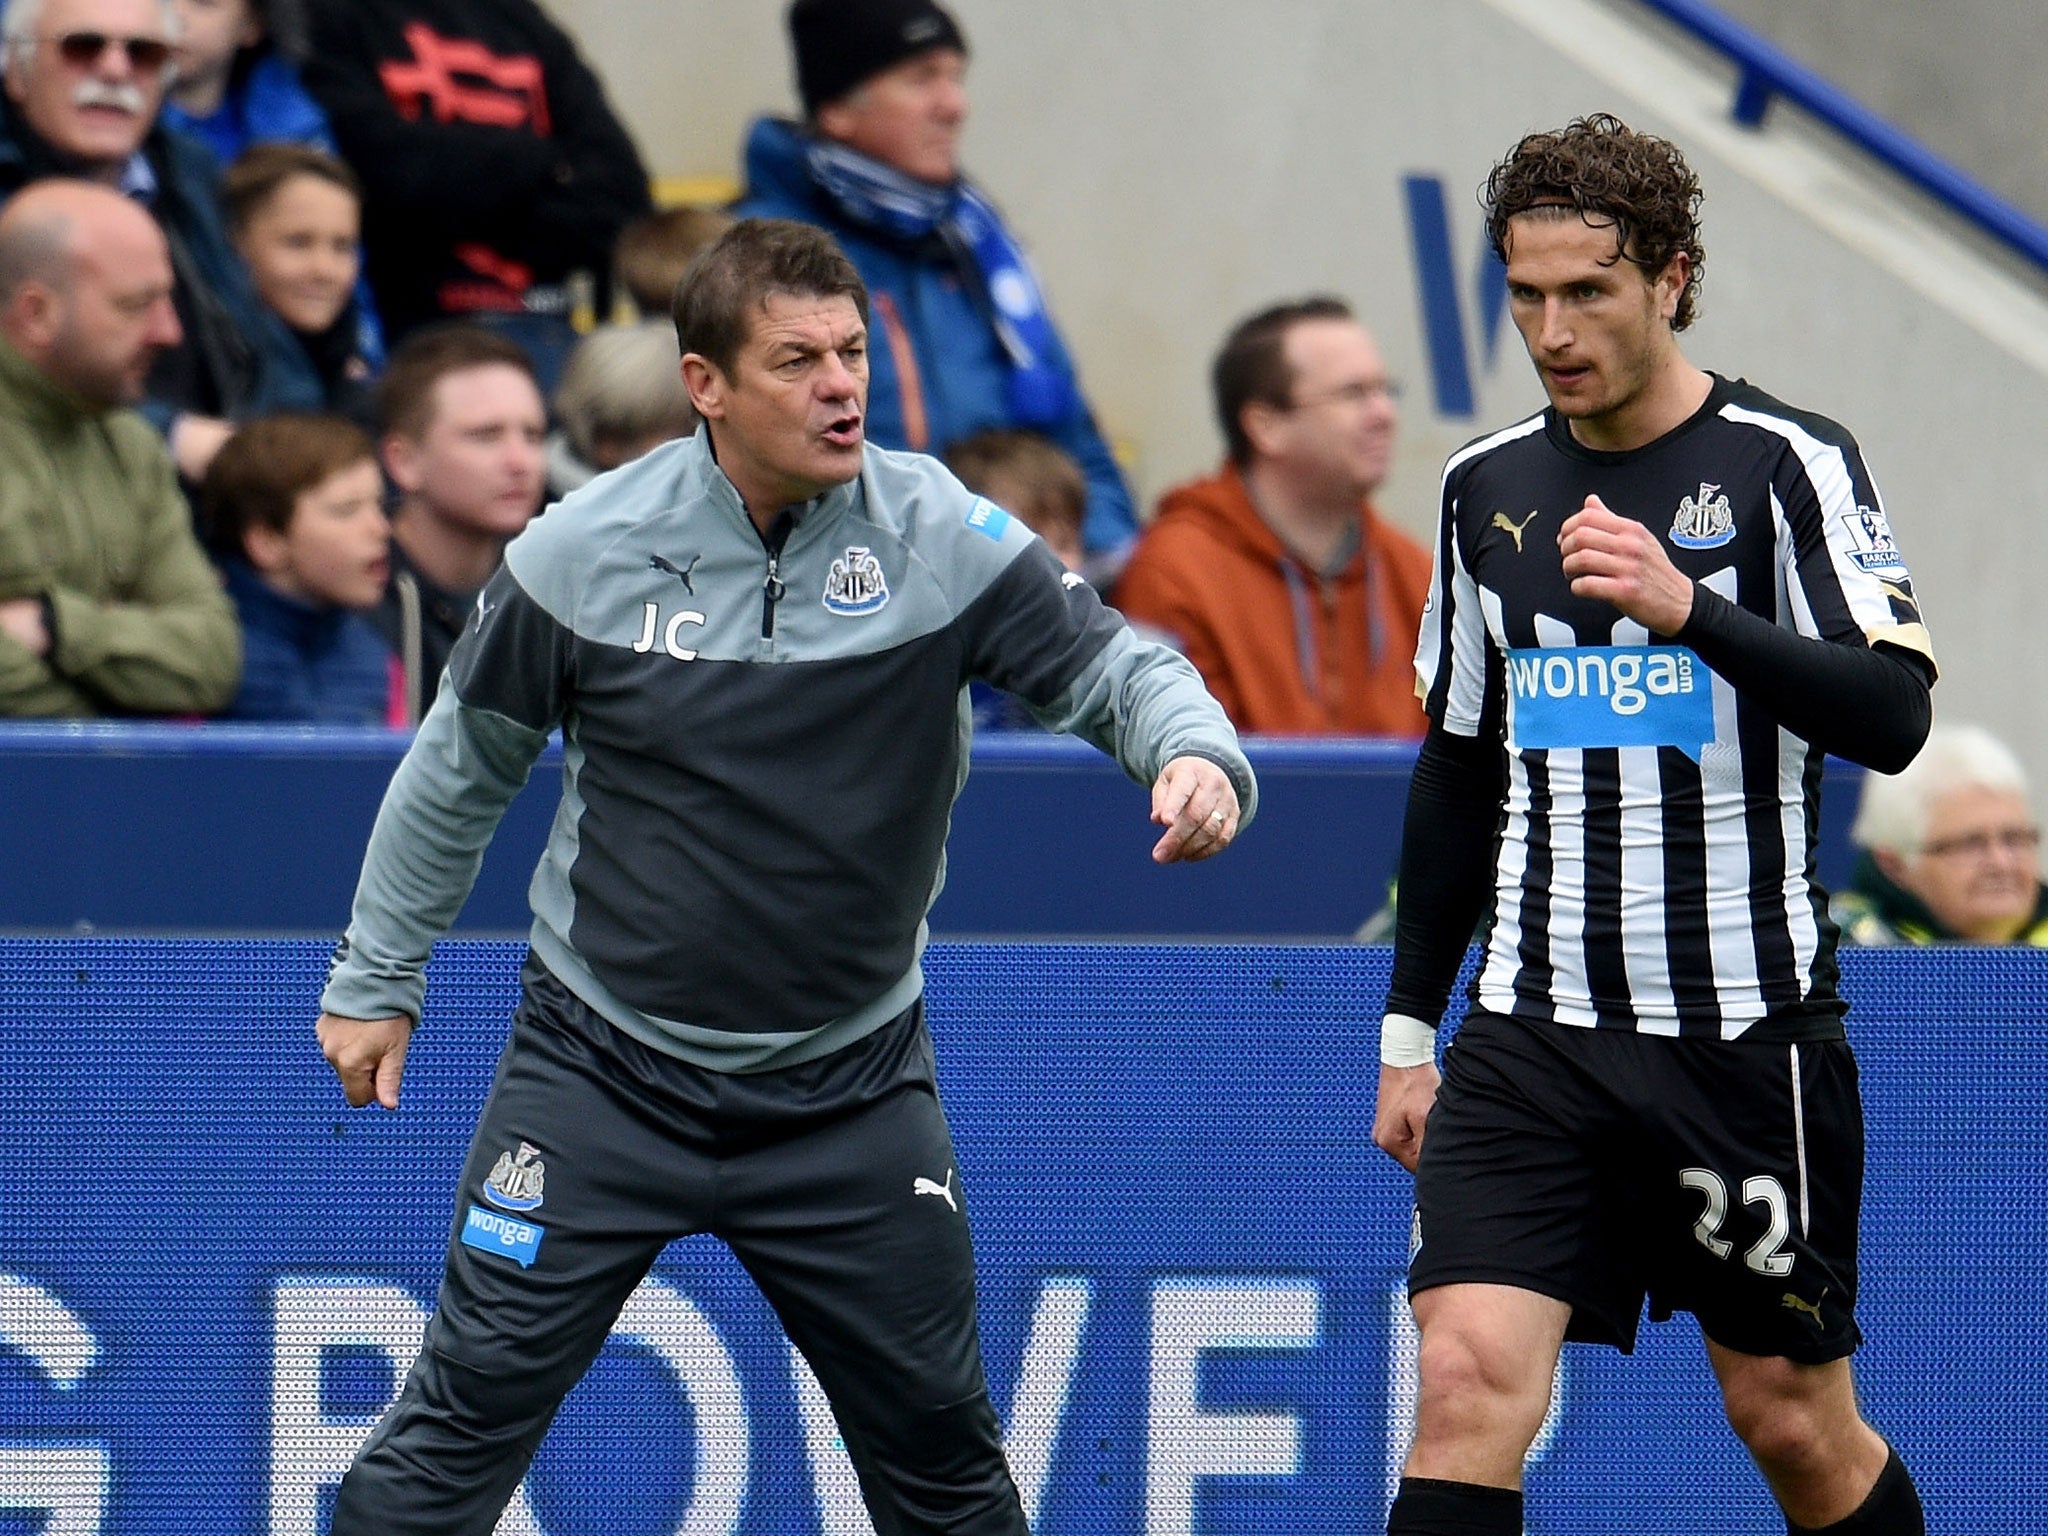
[734,0,1138,569]
[946,426,1085,575]
[1114,297,1431,736]
[544,318,694,497]
[0,0,319,480]
[202,410,399,723]
[1834,722,2048,946]
[221,142,377,425]
[0,180,239,715]
[162,0,331,164]
[612,203,732,320]
[300,0,653,389]
[372,323,545,723]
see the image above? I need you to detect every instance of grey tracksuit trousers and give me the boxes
[330,959,1027,1535]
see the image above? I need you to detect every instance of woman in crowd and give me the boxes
[221,143,382,427]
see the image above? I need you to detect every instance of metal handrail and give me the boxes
[1636,0,2048,273]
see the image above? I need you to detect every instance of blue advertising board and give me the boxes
[0,724,1866,939]
[0,940,2039,1533]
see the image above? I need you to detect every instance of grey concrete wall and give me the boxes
[1704,0,2048,226]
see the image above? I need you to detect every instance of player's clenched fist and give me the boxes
[1557,495,1695,636]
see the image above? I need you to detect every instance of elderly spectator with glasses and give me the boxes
[1834,722,2048,946]
[1,0,320,481]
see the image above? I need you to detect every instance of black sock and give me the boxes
[1787,1446,1924,1535]
[1388,1476,1523,1536]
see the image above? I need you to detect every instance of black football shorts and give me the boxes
[1409,1010,1863,1362]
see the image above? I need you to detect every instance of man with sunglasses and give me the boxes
[0,0,320,481]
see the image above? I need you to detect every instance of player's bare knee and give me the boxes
[1415,1327,1552,1449]
[1719,1360,1846,1472]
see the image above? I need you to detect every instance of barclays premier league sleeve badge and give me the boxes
[1506,645,1717,759]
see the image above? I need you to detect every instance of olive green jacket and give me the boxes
[0,338,239,716]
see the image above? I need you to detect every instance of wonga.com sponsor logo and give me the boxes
[1506,645,1716,760]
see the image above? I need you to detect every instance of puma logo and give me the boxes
[913,1168,958,1212]
[650,552,702,594]
[1780,1289,1826,1324]
[1878,579,1921,620]
[1493,510,1541,552]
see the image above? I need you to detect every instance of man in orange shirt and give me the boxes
[1115,297,1432,735]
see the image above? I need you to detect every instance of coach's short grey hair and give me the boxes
[1851,722,2031,856]
[1,0,182,71]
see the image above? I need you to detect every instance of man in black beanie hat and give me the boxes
[735,0,1142,577]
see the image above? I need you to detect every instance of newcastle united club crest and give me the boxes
[823,546,890,615]
[1670,482,1736,549]
[483,1141,547,1212]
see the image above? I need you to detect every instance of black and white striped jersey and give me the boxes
[1417,375,1934,1040]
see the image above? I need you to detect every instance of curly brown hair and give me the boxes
[1482,113,1706,331]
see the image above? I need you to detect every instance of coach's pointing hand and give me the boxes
[318,1012,414,1109]
[1558,495,1695,636]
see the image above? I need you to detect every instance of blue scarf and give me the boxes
[804,138,1074,428]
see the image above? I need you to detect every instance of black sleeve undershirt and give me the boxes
[1676,587,1934,773]
[1384,721,1503,1024]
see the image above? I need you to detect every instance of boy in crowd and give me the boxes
[203,410,398,724]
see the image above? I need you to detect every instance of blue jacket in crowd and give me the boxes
[733,116,1137,559]
[162,51,337,166]
[221,559,395,724]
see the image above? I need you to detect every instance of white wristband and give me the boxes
[1380,1012,1439,1068]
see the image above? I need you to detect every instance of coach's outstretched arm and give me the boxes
[959,533,1259,856]
[318,563,568,1107]
[1049,623,1258,863]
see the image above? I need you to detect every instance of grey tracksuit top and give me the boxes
[321,430,1257,1071]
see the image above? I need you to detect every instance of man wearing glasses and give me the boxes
[1835,722,2048,946]
[0,0,311,481]
[1114,296,1433,736]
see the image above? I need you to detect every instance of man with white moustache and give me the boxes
[0,0,312,478]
